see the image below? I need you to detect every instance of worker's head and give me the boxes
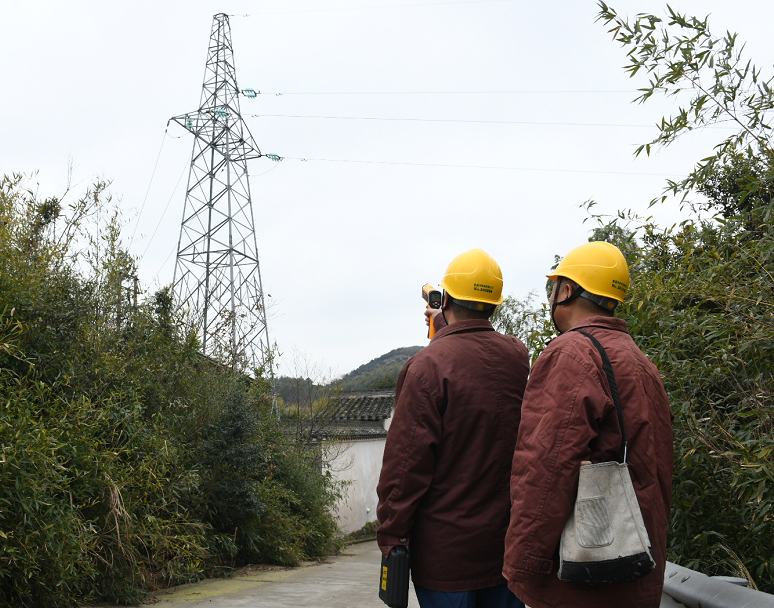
[440,248,503,321]
[547,241,629,333]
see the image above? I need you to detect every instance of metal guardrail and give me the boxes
[662,562,774,608]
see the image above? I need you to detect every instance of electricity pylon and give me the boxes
[170,13,271,374]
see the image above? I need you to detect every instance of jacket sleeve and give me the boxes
[376,360,443,558]
[504,344,613,578]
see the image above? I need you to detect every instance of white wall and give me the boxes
[327,438,386,534]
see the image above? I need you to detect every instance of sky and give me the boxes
[2,0,773,379]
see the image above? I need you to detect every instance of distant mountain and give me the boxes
[338,346,423,391]
[275,346,424,404]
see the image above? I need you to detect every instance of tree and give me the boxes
[0,174,342,606]
[597,2,774,213]
[591,4,774,591]
[490,292,554,364]
[587,206,774,592]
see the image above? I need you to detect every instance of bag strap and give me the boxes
[571,329,628,463]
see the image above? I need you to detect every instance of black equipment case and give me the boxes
[379,546,410,608]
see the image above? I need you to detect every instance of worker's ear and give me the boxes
[555,279,575,305]
[441,292,451,310]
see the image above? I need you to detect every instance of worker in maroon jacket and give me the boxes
[503,242,673,608]
[377,248,530,608]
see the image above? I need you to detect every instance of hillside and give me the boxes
[338,346,422,391]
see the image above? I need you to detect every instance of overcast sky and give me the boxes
[2,0,772,378]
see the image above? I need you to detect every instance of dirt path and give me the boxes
[144,540,419,608]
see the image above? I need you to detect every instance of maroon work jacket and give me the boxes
[377,317,529,592]
[503,317,673,608]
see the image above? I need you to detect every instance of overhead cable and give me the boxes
[244,90,637,96]
[249,113,656,128]
[129,129,167,248]
[152,247,177,284]
[249,162,284,179]
[233,0,517,18]
[139,160,189,262]
[281,156,682,177]
[249,113,735,129]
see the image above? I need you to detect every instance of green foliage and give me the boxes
[0,377,96,605]
[369,374,398,390]
[593,5,774,588]
[597,209,774,592]
[0,175,341,606]
[490,292,555,364]
[697,153,774,222]
[345,519,379,542]
[274,375,321,405]
[196,388,342,567]
[597,2,774,209]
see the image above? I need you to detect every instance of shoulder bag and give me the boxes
[556,329,656,586]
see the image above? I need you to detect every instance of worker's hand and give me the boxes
[424,307,443,327]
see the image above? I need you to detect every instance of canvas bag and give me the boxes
[557,330,656,586]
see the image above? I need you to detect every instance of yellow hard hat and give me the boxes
[440,248,504,307]
[547,241,630,303]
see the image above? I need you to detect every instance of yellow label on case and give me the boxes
[382,565,388,590]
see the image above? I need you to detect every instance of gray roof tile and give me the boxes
[325,390,395,422]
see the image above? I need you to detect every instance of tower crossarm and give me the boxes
[170,113,263,162]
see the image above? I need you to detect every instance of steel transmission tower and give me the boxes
[170,13,271,372]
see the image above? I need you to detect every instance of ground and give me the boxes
[141,540,419,608]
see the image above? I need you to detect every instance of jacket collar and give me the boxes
[431,318,494,342]
[570,315,629,334]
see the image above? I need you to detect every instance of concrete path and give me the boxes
[146,540,419,608]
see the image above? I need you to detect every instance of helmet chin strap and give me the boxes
[550,277,584,334]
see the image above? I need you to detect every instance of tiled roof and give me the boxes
[326,390,395,422]
[318,421,389,441]
[305,390,395,441]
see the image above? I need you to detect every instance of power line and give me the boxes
[281,156,682,177]
[130,129,167,248]
[152,247,177,284]
[249,113,737,130]
[233,0,516,17]
[245,90,637,96]
[249,161,285,179]
[148,153,676,280]
[250,113,658,128]
[138,159,189,262]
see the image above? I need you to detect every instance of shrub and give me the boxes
[0,175,342,605]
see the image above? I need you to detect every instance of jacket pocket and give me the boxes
[575,496,614,548]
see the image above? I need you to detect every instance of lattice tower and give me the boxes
[170,13,271,373]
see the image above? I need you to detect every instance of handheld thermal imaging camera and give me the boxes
[422,284,443,339]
